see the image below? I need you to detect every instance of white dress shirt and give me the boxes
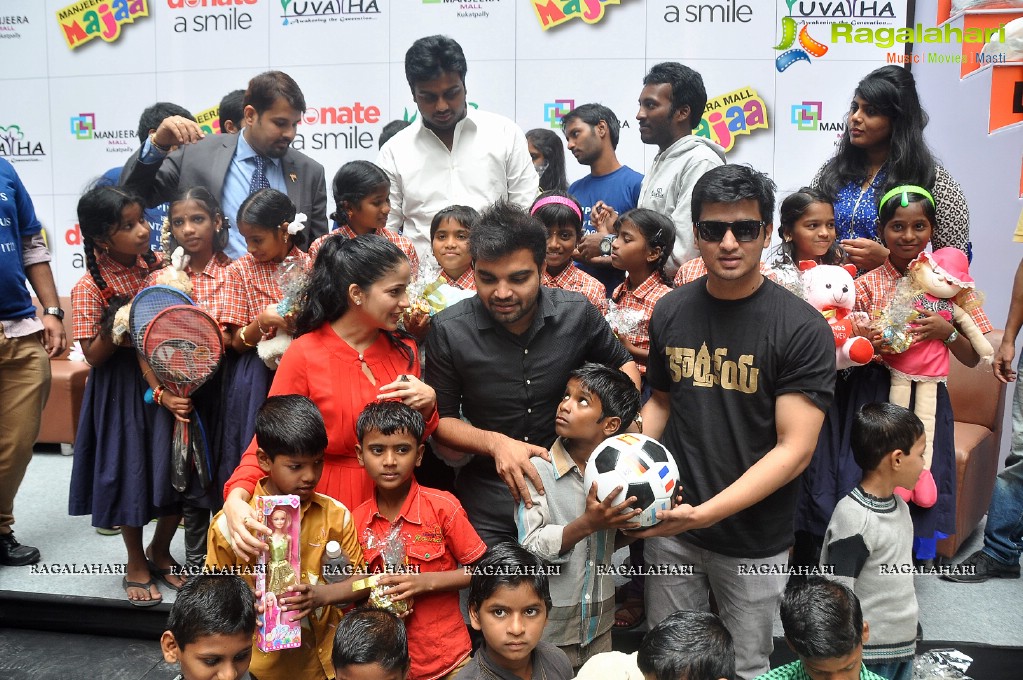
[376,108,538,261]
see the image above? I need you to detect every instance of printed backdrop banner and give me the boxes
[1,0,909,294]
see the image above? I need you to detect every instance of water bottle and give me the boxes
[321,540,352,584]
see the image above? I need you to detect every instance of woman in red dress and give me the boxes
[221,234,438,559]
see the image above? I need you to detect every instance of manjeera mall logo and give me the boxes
[543,99,575,129]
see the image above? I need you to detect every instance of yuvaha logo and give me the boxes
[543,99,575,129]
[70,113,97,140]
[280,0,381,27]
[532,0,623,31]
[773,13,828,72]
[57,0,149,49]
[694,87,768,153]
[791,102,821,131]
[0,125,46,159]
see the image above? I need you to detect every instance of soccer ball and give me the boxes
[582,433,680,527]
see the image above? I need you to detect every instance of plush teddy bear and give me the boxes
[111,247,193,345]
[883,247,993,507]
[800,261,874,370]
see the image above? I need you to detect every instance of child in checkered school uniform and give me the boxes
[307,160,418,276]
[532,191,608,313]
[606,208,675,628]
[143,187,234,571]
[68,185,176,607]
[219,188,309,467]
[608,208,675,384]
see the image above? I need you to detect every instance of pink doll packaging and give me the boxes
[256,495,301,652]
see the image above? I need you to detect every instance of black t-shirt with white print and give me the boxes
[647,276,835,558]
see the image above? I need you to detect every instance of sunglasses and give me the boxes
[695,220,765,243]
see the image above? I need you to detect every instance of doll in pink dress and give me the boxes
[885,248,993,507]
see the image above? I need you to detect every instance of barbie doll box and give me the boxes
[256,494,301,652]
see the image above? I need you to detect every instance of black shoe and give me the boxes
[942,550,1021,583]
[0,532,41,566]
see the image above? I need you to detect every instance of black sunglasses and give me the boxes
[695,220,765,243]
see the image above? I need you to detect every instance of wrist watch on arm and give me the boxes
[44,307,64,320]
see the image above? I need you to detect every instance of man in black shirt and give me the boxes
[633,165,835,680]
[425,201,638,546]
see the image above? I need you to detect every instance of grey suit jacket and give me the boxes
[119,132,328,244]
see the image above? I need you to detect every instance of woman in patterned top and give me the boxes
[812,65,971,274]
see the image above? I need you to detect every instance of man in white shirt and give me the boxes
[377,35,538,262]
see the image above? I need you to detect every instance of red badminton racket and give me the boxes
[144,305,224,493]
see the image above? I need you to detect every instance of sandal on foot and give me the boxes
[614,597,645,629]
[122,576,162,607]
[147,558,186,592]
[95,526,121,536]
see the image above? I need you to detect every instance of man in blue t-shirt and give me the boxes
[99,102,194,251]
[0,158,65,567]
[562,104,643,296]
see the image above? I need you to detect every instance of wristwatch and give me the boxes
[598,234,615,257]
[943,328,960,345]
[44,306,64,321]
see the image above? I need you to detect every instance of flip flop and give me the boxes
[614,597,645,630]
[147,558,186,592]
[122,576,162,607]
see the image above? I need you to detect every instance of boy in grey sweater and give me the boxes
[820,403,925,680]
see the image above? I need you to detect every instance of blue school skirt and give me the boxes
[68,349,175,528]
[217,350,273,495]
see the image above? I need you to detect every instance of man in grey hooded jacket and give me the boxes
[636,62,726,277]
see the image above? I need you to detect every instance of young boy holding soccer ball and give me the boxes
[515,362,643,671]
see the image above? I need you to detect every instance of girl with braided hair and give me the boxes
[68,185,182,607]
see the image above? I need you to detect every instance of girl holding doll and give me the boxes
[219,188,309,470]
[852,186,991,562]
[68,185,181,606]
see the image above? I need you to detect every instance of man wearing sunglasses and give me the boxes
[636,62,726,278]
[631,165,836,680]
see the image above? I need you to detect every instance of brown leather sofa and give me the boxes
[938,329,1008,559]
[33,296,90,447]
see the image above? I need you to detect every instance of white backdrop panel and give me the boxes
[155,1,272,74]
[2,79,54,194]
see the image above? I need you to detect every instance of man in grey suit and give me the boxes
[121,71,327,258]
